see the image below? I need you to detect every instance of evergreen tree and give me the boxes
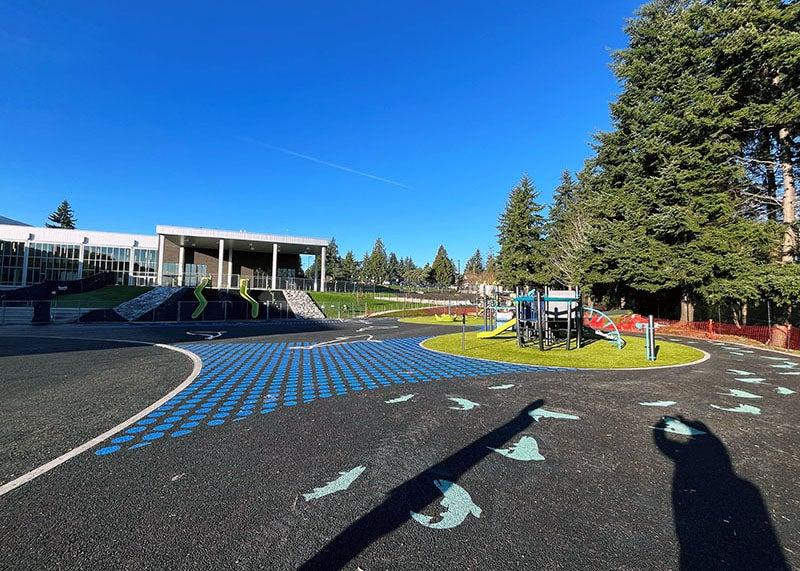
[340,251,360,282]
[496,174,548,290]
[431,245,456,286]
[387,252,402,284]
[546,171,590,287]
[361,239,389,283]
[325,238,342,281]
[464,249,484,274]
[46,200,77,229]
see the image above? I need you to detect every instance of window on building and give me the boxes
[0,240,25,286]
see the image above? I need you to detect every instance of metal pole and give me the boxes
[461,314,466,351]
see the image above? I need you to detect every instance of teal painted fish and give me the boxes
[448,397,480,411]
[720,389,762,399]
[489,436,544,461]
[653,417,707,436]
[771,363,798,369]
[528,408,580,422]
[410,480,482,529]
[735,377,766,384]
[727,369,754,375]
[776,387,796,395]
[385,394,415,404]
[710,403,761,415]
[302,466,366,501]
[639,400,677,407]
[488,384,515,390]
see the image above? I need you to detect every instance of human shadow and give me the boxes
[652,417,789,570]
[299,398,546,570]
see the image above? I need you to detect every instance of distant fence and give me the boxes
[616,315,800,351]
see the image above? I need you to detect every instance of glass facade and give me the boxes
[84,246,131,285]
[0,240,25,286]
[131,248,158,285]
[26,242,81,283]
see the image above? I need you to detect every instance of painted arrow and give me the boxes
[448,397,480,411]
[289,335,381,350]
[410,480,482,529]
[528,407,580,422]
[385,394,415,404]
[186,331,226,340]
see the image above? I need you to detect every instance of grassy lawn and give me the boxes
[53,286,152,308]
[421,331,705,369]
[399,315,485,326]
[309,291,428,317]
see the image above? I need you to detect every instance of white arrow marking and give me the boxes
[288,334,381,350]
[186,331,226,340]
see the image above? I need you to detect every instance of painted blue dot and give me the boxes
[153,423,174,431]
[126,426,147,434]
[207,419,225,426]
[171,429,192,438]
[188,414,206,421]
[111,435,134,444]
[143,432,165,441]
[129,442,151,450]
[164,416,183,423]
[181,421,200,428]
[212,413,228,419]
[95,445,120,456]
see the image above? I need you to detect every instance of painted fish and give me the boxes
[448,397,480,411]
[734,377,766,384]
[489,436,544,461]
[776,387,796,395]
[302,466,366,501]
[639,400,677,407]
[727,369,754,375]
[410,480,482,529]
[710,404,761,415]
[528,408,580,422]
[385,394,415,404]
[719,389,762,399]
[488,384,515,390]
[652,417,707,436]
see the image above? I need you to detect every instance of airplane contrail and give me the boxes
[237,136,408,189]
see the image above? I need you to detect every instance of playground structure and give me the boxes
[191,276,210,319]
[239,278,259,319]
[480,288,625,350]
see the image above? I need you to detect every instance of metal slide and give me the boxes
[239,278,259,319]
[191,276,210,319]
[477,318,517,338]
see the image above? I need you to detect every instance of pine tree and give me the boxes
[496,174,547,290]
[325,238,342,281]
[546,171,590,287]
[431,245,456,286]
[340,251,359,282]
[361,239,389,284]
[387,253,402,284]
[464,249,484,274]
[46,200,77,229]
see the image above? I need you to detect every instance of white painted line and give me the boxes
[0,339,202,498]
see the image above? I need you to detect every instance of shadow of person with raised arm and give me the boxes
[299,398,546,570]
[652,417,788,571]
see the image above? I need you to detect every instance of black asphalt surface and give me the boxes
[0,320,797,570]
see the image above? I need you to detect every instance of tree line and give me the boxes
[493,0,798,330]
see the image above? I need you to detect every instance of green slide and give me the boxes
[191,276,210,319]
[477,318,517,339]
[239,278,259,319]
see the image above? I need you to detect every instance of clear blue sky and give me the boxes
[1,1,641,266]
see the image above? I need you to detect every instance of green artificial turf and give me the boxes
[309,291,428,317]
[421,331,705,369]
[53,286,152,308]
[399,315,485,326]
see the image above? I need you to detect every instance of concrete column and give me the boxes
[21,242,30,287]
[320,246,327,292]
[127,246,135,286]
[217,239,224,289]
[313,254,319,292]
[77,243,85,280]
[156,234,165,285]
[228,244,233,288]
[178,245,185,287]
[271,243,278,290]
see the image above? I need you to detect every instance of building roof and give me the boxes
[156,225,329,254]
[0,215,31,226]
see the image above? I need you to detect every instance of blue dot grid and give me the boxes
[94,336,556,456]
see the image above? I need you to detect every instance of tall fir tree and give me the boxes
[325,238,342,281]
[362,239,389,283]
[496,174,547,290]
[430,245,456,286]
[46,200,77,229]
[340,251,360,282]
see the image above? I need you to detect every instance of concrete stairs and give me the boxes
[283,290,326,319]
[115,286,183,321]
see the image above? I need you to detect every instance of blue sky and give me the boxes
[1,1,641,266]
